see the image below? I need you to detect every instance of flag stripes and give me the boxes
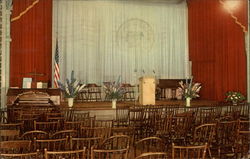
[54,40,60,88]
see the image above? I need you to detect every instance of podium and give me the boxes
[139,76,155,105]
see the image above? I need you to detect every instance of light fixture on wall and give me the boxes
[223,0,241,11]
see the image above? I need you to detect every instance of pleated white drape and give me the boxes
[52,0,189,85]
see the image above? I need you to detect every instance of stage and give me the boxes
[60,99,219,120]
[62,99,219,110]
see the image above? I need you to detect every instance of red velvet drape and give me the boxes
[188,0,247,101]
[10,0,52,87]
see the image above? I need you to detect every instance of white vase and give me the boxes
[186,97,191,107]
[112,99,117,109]
[68,98,74,108]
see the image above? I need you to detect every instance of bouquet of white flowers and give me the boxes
[225,91,245,104]
[178,78,202,99]
[58,71,85,98]
[103,76,125,100]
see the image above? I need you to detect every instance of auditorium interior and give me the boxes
[0,0,249,158]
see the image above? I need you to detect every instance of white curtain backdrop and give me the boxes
[52,0,189,85]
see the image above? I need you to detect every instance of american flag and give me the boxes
[54,40,60,88]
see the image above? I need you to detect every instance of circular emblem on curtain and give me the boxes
[117,18,154,51]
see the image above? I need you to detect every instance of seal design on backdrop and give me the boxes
[117,18,154,51]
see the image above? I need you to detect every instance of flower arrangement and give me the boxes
[225,91,245,104]
[58,71,85,98]
[178,78,202,99]
[103,76,125,100]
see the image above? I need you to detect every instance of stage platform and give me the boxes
[62,99,219,110]
[61,99,218,120]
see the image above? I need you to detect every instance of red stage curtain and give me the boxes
[10,0,52,87]
[188,0,247,101]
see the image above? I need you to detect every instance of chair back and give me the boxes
[44,148,86,159]
[0,129,20,141]
[238,120,250,131]
[0,151,39,159]
[235,130,250,158]
[50,130,77,139]
[34,137,68,151]
[193,123,216,145]
[72,112,90,121]
[135,152,168,159]
[172,143,207,159]
[80,127,110,139]
[0,140,32,153]
[94,120,114,128]
[34,120,60,133]
[70,136,102,159]
[134,136,165,157]
[21,130,49,140]
[99,135,130,150]
[114,106,129,127]
[0,122,24,132]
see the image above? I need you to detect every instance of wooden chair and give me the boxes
[172,143,207,159]
[45,112,64,121]
[111,126,134,137]
[94,120,114,128]
[196,108,219,125]
[91,135,130,159]
[0,129,20,141]
[135,152,168,159]
[216,120,238,158]
[114,106,129,127]
[80,127,111,139]
[17,115,37,132]
[0,140,32,153]
[76,85,89,102]
[134,136,166,158]
[70,136,102,159]
[34,120,60,133]
[91,147,129,159]
[72,112,90,121]
[44,147,86,159]
[98,135,130,151]
[235,120,250,158]
[190,123,216,158]
[87,83,102,101]
[171,112,195,145]
[34,137,69,151]
[21,130,49,140]
[129,107,145,141]
[50,129,77,139]
[60,107,75,121]
[156,114,173,146]
[234,130,250,158]
[237,119,250,131]
[0,150,40,159]
[122,83,135,101]
[0,122,24,131]
[64,120,88,132]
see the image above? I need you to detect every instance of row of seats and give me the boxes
[0,134,208,159]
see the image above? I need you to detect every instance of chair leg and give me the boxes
[208,147,213,159]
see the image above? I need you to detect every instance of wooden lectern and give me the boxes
[139,76,155,105]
